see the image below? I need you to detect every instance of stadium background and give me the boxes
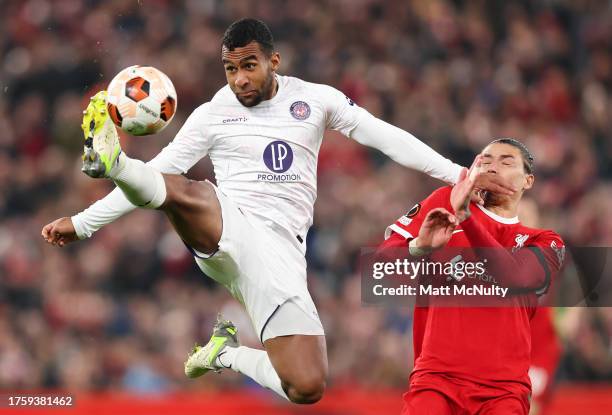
[0,0,610,414]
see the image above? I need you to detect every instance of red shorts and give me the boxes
[402,372,530,415]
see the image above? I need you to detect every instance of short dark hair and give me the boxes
[222,18,274,56]
[488,138,535,174]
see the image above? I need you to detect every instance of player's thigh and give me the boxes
[264,334,328,390]
[161,175,222,254]
[402,389,457,415]
[477,395,528,415]
[261,295,326,384]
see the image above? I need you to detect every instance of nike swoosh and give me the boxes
[452,230,464,234]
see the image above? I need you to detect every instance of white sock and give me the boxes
[109,153,167,208]
[218,346,288,400]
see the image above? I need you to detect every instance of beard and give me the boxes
[483,190,506,207]
[235,71,275,107]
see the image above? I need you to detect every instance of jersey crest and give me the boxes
[513,233,530,252]
[289,101,311,120]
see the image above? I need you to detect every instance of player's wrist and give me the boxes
[70,214,91,240]
[456,210,472,224]
[455,205,471,223]
[409,238,432,257]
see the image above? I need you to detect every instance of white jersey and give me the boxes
[72,75,462,244]
[160,75,364,240]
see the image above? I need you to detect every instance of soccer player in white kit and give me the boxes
[41,19,512,404]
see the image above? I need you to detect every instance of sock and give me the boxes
[109,153,167,208]
[218,346,288,401]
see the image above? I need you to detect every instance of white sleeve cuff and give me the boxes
[71,213,92,240]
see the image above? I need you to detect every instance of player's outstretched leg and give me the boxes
[81,91,220,253]
[81,91,167,209]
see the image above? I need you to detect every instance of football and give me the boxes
[106,65,177,136]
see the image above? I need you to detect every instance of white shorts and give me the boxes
[190,183,324,343]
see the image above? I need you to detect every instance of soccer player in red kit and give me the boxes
[380,138,565,414]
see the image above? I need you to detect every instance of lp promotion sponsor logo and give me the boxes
[260,140,301,182]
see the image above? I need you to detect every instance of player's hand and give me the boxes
[415,208,457,250]
[451,157,481,222]
[41,217,79,248]
[468,161,516,205]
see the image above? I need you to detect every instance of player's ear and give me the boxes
[524,174,534,190]
[269,51,280,72]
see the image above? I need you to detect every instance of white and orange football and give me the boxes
[106,65,177,136]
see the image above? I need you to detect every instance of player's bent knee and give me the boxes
[162,175,217,212]
[285,374,326,404]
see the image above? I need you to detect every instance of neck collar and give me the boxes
[476,203,519,224]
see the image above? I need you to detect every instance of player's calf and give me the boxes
[265,335,328,404]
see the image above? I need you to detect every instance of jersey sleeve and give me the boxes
[317,83,462,184]
[460,217,565,294]
[528,231,565,295]
[382,186,452,244]
[148,102,213,174]
[319,84,368,136]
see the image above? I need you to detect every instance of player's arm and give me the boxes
[451,165,564,292]
[461,215,563,291]
[44,102,213,244]
[322,85,460,183]
[378,187,456,256]
[321,85,514,196]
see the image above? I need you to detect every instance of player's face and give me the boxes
[480,143,534,198]
[222,42,280,107]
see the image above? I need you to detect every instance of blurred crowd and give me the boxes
[0,0,611,395]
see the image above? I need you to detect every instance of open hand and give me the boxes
[451,157,481,222]
[415,208,457,250]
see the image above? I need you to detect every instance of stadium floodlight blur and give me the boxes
[1,0,611,414]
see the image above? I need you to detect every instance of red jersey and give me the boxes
[381,186,565,391]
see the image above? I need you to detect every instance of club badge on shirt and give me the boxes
[512,233,529,252]
[289,101,311,120]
